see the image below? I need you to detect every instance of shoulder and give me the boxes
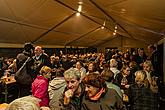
[17,53,27,60]
[104,88,118,99]
[41,53,49,58]
[33,76,48,86]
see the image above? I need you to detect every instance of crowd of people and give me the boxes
[0,42,162,110]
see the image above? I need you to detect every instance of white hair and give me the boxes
[6,96,40,110]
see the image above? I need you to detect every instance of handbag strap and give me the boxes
[17,57,30,71]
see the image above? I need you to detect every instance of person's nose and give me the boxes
[68,82,73,88]
[85,87,89,91]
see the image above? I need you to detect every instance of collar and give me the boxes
[35,54,42,60]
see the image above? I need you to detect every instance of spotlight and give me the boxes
[115,25,117,29]
[76,12,80,16]
[113,32,116,35]
[101,26,104,29]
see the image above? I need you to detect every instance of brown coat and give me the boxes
[82,88,126,110]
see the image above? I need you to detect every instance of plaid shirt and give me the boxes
[128,83,159,110]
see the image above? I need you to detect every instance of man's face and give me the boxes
[135,73,144,85]
[65,76,80,92]
[138,50,144,56]
[123,67,131,75]
[147,46,152,53]
[34,47,42,56]
[62,56,67,61]
[50,56,55,62]
[85,84,99,98]
[76,62,81,70]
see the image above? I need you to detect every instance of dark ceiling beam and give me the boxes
[54,0,151,47]
[55,0,149,47]
[81,14,113,32]
[89,0,135,39]
[32,13,75,43]
[0,18,49,30]
[54,0,118,46]
[65,26,101,46]
[54,0,114,32]
[54,0,76,11]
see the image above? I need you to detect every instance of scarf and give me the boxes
[90,88,105,101]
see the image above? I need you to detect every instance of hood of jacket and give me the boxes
[49,77,66,90]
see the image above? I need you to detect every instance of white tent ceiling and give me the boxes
[0,0,164,49]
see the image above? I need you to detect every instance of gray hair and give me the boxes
[64,68,81,81]
[6,96,40,110]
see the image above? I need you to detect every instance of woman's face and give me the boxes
[45,70,51,79]
[123,67,130,75]
[88,63,94,72]
[143,64,151,72]
[65,76,80,92]
[85,84,99,98]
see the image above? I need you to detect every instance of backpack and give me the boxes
[15,57,32,85]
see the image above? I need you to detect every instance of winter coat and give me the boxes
[48,77,66,110]
[105,81,123,98]
[59,83,85,110]
[32,75,49,107]
[110,67,120,78]
[82,88,126,110]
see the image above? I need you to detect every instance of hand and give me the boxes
[64,89,74,105]
[125,84,130,88]
[40,107,50,110]
[65,89,74,98]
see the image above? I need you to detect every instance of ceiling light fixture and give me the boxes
[101,21,105,29]
[101,26,104,29]
[76,1,83,16]
[78,4,82,12]
[76,12,81,16]
[115,25,118,29]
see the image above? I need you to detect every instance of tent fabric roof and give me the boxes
[0,0,164,48]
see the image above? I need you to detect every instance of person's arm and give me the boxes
[114,89,127,110]
[59,93,71,110]
[33,81,48,107]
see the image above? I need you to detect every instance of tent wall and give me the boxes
[163,38,165,83]
[97,35,149,52]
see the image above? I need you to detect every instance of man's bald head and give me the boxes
[34,46,43,56]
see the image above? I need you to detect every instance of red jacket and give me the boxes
[32,75,49,107]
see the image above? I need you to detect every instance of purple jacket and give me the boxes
[32,75,49,107]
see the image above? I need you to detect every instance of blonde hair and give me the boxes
[143,60,153,71]
[110,59,118,67]
[135,70,149,87]
[39,66,51,75]
[135,70,146,80]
